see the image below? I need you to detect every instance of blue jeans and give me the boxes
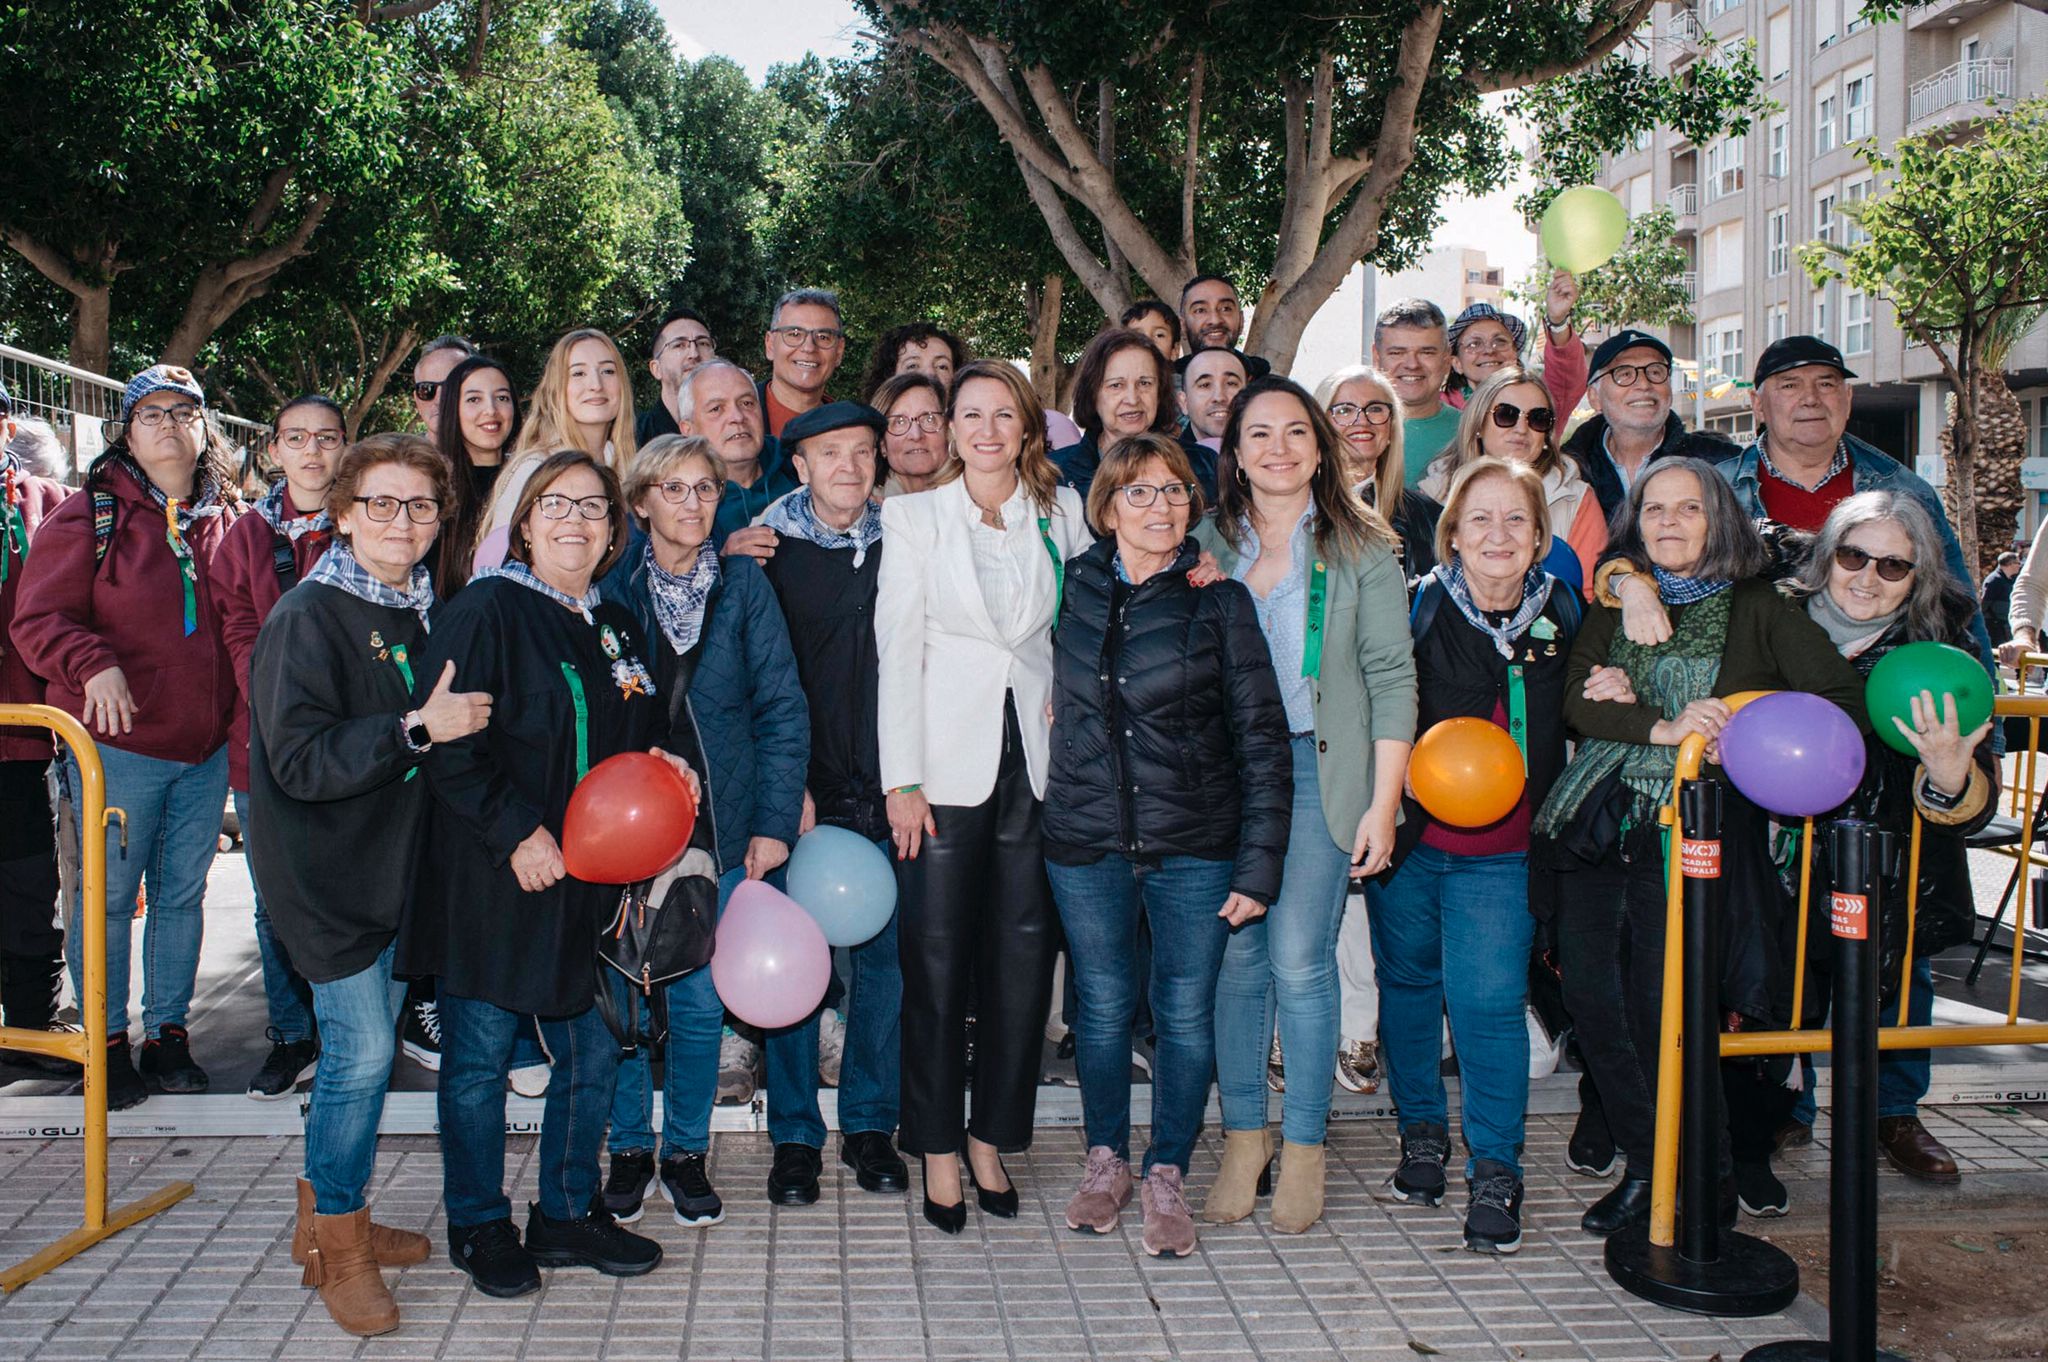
[1792,955,1935,1126]
[1047,854,1233,1174]
[1367,844,1533,1177]
[1213,738,1353,1145]
[438,990,617,1226]
[60,745,226,1038]
[304,942,404,1214]
[232,791,313,1045]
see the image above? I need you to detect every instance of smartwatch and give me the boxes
[402,710,432,754]
[1918,775,1963,812]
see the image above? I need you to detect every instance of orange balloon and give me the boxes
[1723,689,1776,713]
[562,752,698,884]
[1410,717,1526,828]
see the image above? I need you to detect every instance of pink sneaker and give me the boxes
[1141,1164,1198,1257]
[1064,1146,1132,1233]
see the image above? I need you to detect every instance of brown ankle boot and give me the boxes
[293,1178,431,1267]
[1201,1127,1272,1225]
[302,1208,399,1337]
[1270,1140,1327,1234]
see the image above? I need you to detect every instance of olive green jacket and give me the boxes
[1195,514,1419,853]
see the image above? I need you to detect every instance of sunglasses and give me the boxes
[1834,544,1916,582]
[1490,402,1555,434]
[412,380,442,402]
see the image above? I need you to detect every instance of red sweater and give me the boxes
[9,463,239,766]
[213,503,332,790]
[1756,456,1855,533]
[0,472,74,762]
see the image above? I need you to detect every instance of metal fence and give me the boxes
[0,343,270,485]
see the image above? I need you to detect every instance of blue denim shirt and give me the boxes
[1233,509,1317,734]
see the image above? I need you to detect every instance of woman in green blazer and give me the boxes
[1195,375,1418,1232]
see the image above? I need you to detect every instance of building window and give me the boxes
[1767,209,1790,276]
[1817,0,1840,49]
[1843,70,1873,142]
[1705,134,1745,201]
[1814,187,1838,245]
[1843,289,1873,355]
[1706,0,1742,15]
[1846,0,1870,33]
[1768,10,1792,82]
[1635,125,1653,152]
[1843,175,1871,246]
[1702,221,1745,293]
[1768,115,1789,178]
[1704,319,1745,385]
[1767,303,1789,343]
[1815,290,1832,345]
[1816,93,1838,155]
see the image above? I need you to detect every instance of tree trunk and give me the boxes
[67,286,114,386]
[1026,274,1066,410]
[1966,368,2028,571]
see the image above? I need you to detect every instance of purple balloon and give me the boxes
[710,880,832,1029]
[472,525,510,574]
[1717,691,1866,817]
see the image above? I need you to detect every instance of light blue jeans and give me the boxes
[60,744,227,1038]
[232,791,314,1044]
[304,941,404,1213]
[1212,736,1353,1145]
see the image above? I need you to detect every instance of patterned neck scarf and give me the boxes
[1,455,27,584]
[1757,429,1850,493]
[646,538,720,654]
[109,450,225,636]
[253,478,333,541]
[474,559,601,623]
[1433,559,1551,659]
[1650,563,1733,605]
[763,486,882,567]
[303,539,437,630]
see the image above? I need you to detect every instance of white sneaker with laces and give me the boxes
[717,1027,760,1105]
[817,1008,846,1088]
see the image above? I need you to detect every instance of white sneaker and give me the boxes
[508,1062,551,1098]
[1334,1038,1380,1095]
[817,1008,846,1088]
[1266,1033,1286,1093]
[716,1027,760,1105]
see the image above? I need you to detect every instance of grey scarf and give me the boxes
[1805,589,1898,657]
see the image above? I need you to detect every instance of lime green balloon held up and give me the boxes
[1540,186,1629,274]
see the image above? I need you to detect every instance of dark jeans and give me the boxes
[0,759,62,968]
[437,989,618,1227]
[896,697,1055,1156]
[1047,853,1232,1173]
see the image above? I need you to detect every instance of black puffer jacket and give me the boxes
[1042,536,1293,903]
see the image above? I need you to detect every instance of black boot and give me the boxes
[1580,1175,1653,1236]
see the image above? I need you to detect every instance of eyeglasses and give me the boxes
[1458,333,1517,356]
[1117,482,1197,508]
[1834,544,1916,582]
[412,381,441,402]
[1490,402,1555,434]
[886,411,943,435]
[1328,401,1393,427]
[1601,361,1671,387]
[655,478,721,506]
[353,495,441,524]
[275,429,344,452]
[536,492,613,521]
[130,404,203,429]
[768,325,845,349]
[656,335,715,358]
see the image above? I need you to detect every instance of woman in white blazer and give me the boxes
[876,360,1092,1234]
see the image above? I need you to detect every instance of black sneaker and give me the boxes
[1463,1160,1524,1255]
[601,1150,656,1223]
[1390,1121,1450,1206]
[138,1024,208,1094]
[105,1033,148,1111]
[401,996,442,1071]
[523,1203,662,1277]
[1566,1105,1618,1178]
[1735,1158,1789,1217]
[659,1151,725,1227]
[245,1028,318,1101]
[448,1218,540,1298]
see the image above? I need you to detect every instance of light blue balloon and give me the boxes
[785,825,898,946]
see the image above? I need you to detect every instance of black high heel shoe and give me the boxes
[967,1160,1018,1219]
[921,1158,967,1234]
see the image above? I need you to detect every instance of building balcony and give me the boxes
[1668,182,1699,224]
[1667,4,1704,47]
[1904,0,2011,31]
[1680,270,1699,302]
[1908,57,2013,129]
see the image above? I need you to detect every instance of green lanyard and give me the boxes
[1301,559,1327,679]
[0,470,25,585]
[1037,516,1064,620]
[1506,663,1529,773]
[390,644,419,782]
[559,661,590,781]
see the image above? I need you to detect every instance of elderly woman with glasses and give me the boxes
[870,372,949,498]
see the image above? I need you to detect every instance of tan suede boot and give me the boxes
[1270,1140,1326,1234]
[301,1208,399,1337]
[292,1177,431,1267]
[1200,1127,1272,1224]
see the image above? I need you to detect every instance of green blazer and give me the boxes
[1195,513,1418,854]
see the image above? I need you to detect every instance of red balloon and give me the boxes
[562,752,698,883]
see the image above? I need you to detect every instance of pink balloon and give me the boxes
[472,525,509,573]
[710,880,831,1030]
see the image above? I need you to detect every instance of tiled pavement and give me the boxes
[7,1100,2042,1362]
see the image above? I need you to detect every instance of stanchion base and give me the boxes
[1605,1226,1801,1317]
[1743,1343,1906,1361]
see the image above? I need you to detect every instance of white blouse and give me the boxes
[965,485,1039,638]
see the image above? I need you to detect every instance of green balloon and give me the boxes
[1863,640,1993,756]
[1540,186,1629,274]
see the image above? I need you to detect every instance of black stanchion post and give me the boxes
[1608,777,1801,1316]
[1745,818,1905,1361]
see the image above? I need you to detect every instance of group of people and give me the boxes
[0,269,2010,1337]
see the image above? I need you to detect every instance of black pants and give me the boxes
[896,697,1056,1156]
[0,759,64,1024]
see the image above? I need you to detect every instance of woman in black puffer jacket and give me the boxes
[1042,432,1292,1259]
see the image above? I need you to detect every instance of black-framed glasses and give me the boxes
[886,411,943,435]
[1834,544,1915,582]
[275,429,345,452]
[411,380,441,402]
[353,495,441,524]
[768,324,845,349]
[1328,400,1393,427]
[1118,482,1196,508]
[1489,402,1555,434]
[656,334,715,358]
[130,404,203,429]
[655,478,721,506]
[536,492,612,521]
[1601,361,1672,387]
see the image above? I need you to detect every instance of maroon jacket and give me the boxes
[214,502,332,791]
[9,459,239,766]
[0,471,74,762]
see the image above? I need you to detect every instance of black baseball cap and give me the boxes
[1589,329,1674,381]
[1753,335,1857,387]
[1173,345,1272,381]
[781,400,885,452]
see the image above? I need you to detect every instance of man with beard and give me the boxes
[637,307,717,444]
[1179,275,1245,353]
[1175,345,1264,503]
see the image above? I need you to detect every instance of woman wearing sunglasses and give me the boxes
[1315,364,1440,587]
[1421,366,1605,595]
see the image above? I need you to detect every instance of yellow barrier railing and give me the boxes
[0,704,193,1293]
[1645,692,2048,1251]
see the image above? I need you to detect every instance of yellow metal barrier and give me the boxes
[0,704,193,1293]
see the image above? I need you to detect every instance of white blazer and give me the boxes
[876,479,1092,807]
